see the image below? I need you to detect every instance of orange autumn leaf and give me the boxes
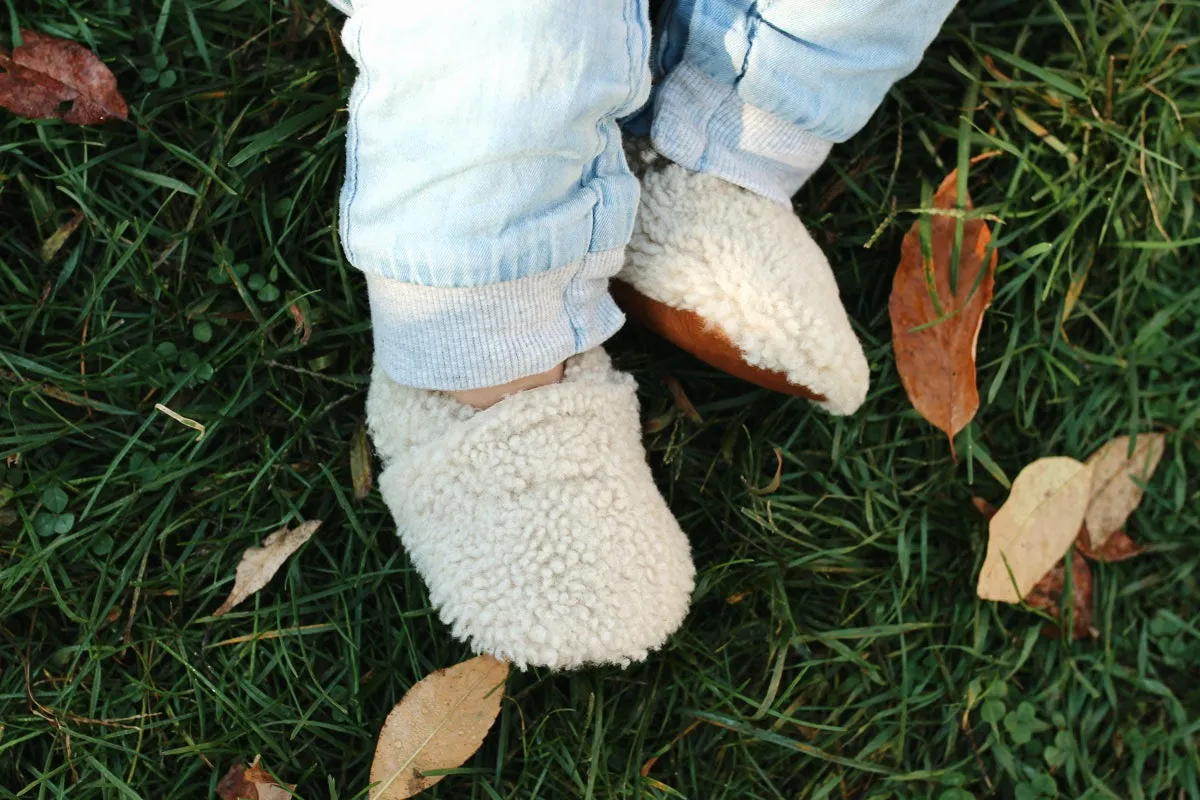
[889,170,998,456]
[0,29,128,124]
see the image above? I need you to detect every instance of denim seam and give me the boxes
[696,81,733,175]
[737,3,761,84]
[584,0,643,257]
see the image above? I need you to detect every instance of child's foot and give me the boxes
[617,151,869,415]
[448,362,565,409]
[366,348,695,669]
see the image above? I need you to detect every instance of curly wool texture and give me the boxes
[366,348,695,669]
[621,158,870,415]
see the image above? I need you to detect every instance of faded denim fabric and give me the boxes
[331,0,953,389]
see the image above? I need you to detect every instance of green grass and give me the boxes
[2,1,1198,798]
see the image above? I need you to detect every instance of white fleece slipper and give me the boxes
[619,152,870,415]
[365,348,695,669]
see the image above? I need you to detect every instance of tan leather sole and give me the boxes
[611,279,826,401]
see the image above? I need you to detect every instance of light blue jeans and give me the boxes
[329,0,955,390]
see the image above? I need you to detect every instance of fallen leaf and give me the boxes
[40,211,84,262]
[971,496,998,520]
[370,654,509,799]
[664,377,703,424]
[1024,550,1094,640]
[1083,434,1164,548]
[1075,527,1144,562]
[288,301,312,346]
[350,424,373,501]
[1059,255,1093,339]
[217,756,295,800]
[642,408,677,435]
[216,762,252,800]
[0,29,128,124]
[154,402,206,442]
[977,457,1093,603]
[213,520,321,616]
[889,170,998,456]
[640,719,703,777]
[747,447,783,496]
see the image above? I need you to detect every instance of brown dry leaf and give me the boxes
[370,654,509,799]
[747,447,783,496]
[0,29,128,124]
[977,457,1094,603]
[1075,527,1145,562]
[889,170,999,456]
[288,301,312,346]
[642,408,677,435]
[350,424,374,501]
[216,756,295,800]
[664,377,703,424]
[213,520,321,616]
[1083,433,1164,548]
[971,496,998,520]
[1025,550,1094,640]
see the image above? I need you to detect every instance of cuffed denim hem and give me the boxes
[651,62,834,205]
[344,208,599,288]
[366,249,626,391]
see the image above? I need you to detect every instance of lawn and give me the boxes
[1,1,1198,798]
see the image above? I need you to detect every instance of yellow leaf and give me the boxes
[351,424,374,501]
[370,654,509,799]
[40,211,84,262]
[977,457,1093,603]
[1083,434,1164,548]
[213,520,321,617]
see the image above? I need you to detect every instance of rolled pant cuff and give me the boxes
[651,62,834,205]
[366,249,626,391]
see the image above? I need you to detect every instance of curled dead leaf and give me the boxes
[217,756,294,800]
[977,457,1093,603]
[350,424,374,501]
[288,300,312,346]
[643,408,677,435]
[971,496,998,520]
[889,170,999,456]
[1083,434,1164,548]
[747,447,783,496]
[370,654,509,799]
[0,29,128,124]
[213,520,321,617]
[40,211,84,262]
[664,377,703,424]
[1024,550,1094,640]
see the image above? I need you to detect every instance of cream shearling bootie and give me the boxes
[617,152,870,415]
[366,347,695,669]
